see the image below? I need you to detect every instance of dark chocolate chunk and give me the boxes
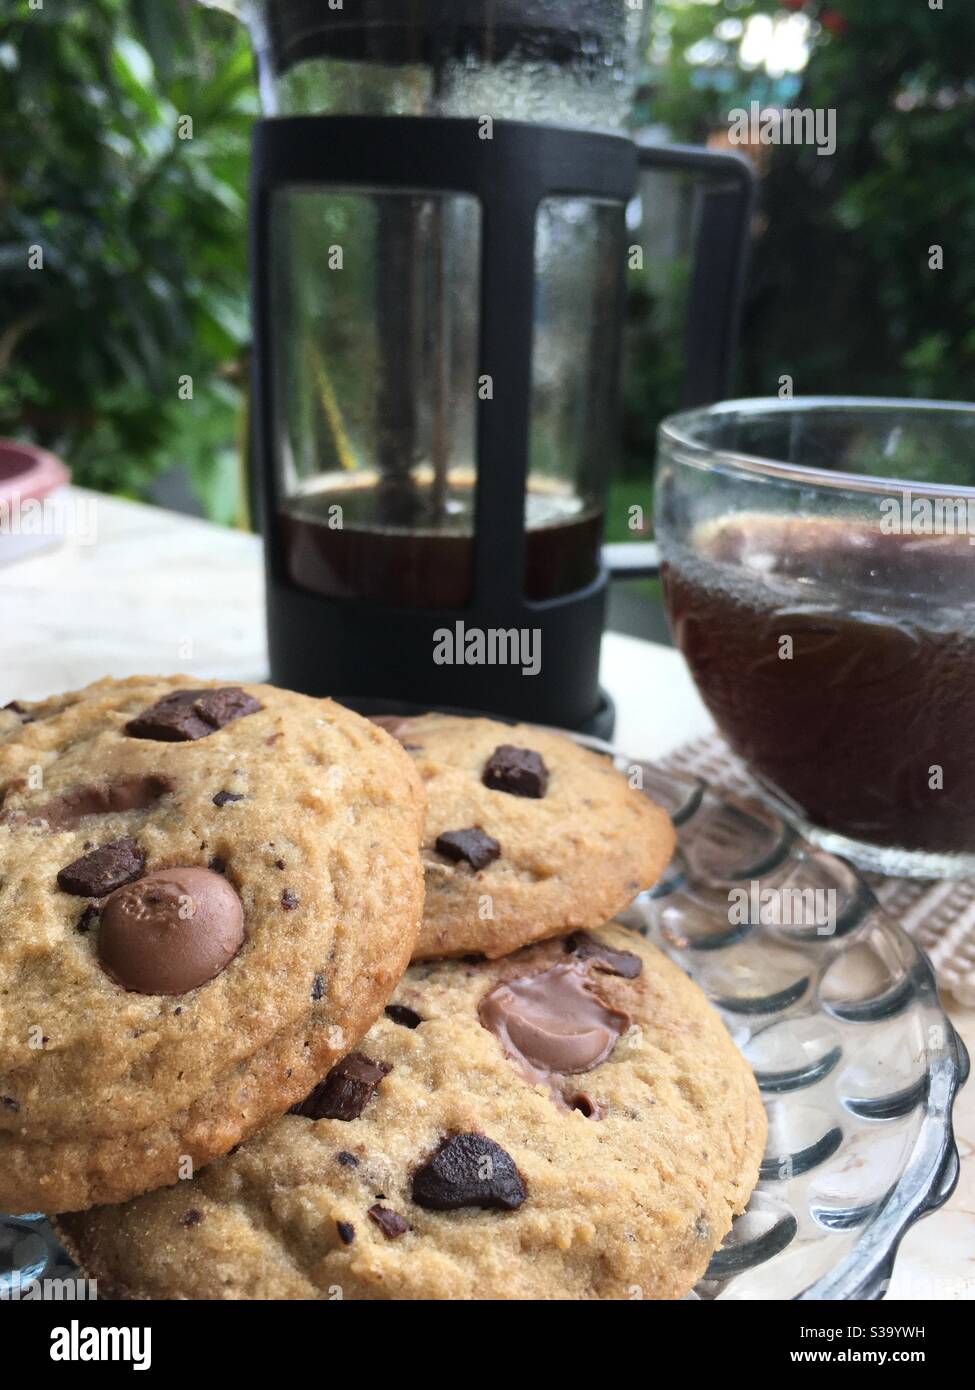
[3,700,24,713]
[367,1205,408,1239]
[12,775,171,832]
[212,790,244,807]
[411,1132,526,1212]
[2,1096,18,1112]
[482,745,549,799]
[290,1053,391,1122]
[385,1004,423,1029]
[435,827,500,871]
[336,1151,359,1168]
[208,855,226,874]
[281,889,299,910]
[57,838,145,897]
[566,930,642,979]
[311,973,325,1001]
[179,1209,203,1228]
[76,905,100,934]
[126,687,260,742]
[336,1220,356,1245]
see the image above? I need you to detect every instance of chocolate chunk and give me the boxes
[336,1151,359,1168]
[311,973,325,1001]
[126,687,261,742]
[281,889,299,910]
[11,775,171,832]
[412,1133,526,1212]
[212,790,244,807]
[76,905,100,934]
[385,1004,423,1029]
[336,1220,356,1245]
[435,827,500,871]
[566,931,642,979]
[57,838,145,897]
[368,1205,408,1239]
[3,700,24,713]
[98,867,245,995]
[208,855,226,874]
[290,1053,391,1121]
[179,1209,203,1228]
[2,1096,19,1112]
[482,745,549,799]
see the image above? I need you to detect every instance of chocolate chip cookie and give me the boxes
[0,676,425,1213]
[56,925,766,1300]
[374,714,675,959]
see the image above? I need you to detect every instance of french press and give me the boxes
[214,0,753,735]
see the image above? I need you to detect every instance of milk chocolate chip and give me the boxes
[479,961,630,1088]
[57,838,146,897]
[98,866,244,994]
[566,930,642,979]
[126,687,261,742]
[435,827,500,871]
[290,1053,390,1121]
[16,775,172,831]
[482,745,549,799]
[412,1133,526,1212]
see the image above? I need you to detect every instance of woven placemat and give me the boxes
[660,732,975,1009]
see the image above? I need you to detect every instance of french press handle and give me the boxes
[604,142,755,581]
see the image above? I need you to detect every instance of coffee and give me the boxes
[663,513,975,853]
[279,470,602,609]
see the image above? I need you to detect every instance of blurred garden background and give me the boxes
[1,0,973,529]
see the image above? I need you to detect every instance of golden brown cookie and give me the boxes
[375,714,675,959]
[57,924,766,1300]
[0,676,425,1213]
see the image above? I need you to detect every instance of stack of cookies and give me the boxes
[0,678,765,1300]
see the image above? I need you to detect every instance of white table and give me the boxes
[3,488,972,1300]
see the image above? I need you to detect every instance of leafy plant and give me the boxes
[0,0,254,516]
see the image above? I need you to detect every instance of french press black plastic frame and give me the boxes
[251,114,753,734]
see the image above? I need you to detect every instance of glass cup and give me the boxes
[654,397,975,879]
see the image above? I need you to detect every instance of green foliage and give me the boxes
[0,0,254,511]
[644,0,975,406]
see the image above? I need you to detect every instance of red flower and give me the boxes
[780,0,806,9]
[820,8,848,34]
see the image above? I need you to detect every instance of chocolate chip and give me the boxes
[57,838,145,897]
[281,889,298,910]
[179,1209,203,1227]
[11,775,172,832]
[311,973,325,1001]
[126,687,261,742]
[336,1151,359,1168]
[482,745,549,799]
[411,1133,526,1212]
[336,1220,356,1245]
[566,931,642,979]
[434,828,500,871]
[1,1096,18,1112]
[290,1053,391,1122]
[212,790,244,807]
[274,859,285,871]
[208,855,226,874]
[3,700,24,713]
[77,905,100,934]
[367,1205,408,1239]
[385,1004,423,1029]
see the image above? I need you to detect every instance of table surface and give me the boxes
[3,488,972,1300]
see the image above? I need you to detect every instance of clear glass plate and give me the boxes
[1,758,966,1301]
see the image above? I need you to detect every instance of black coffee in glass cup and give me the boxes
[655,397,975,878]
